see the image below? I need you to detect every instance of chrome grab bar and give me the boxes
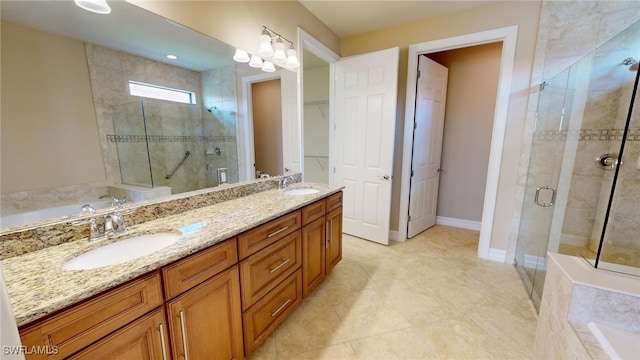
[534,185,556,207]
[165,151,191,180]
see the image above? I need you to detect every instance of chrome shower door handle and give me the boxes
[534,185,556,207]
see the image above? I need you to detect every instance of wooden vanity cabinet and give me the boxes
[17,192,342,360]
[301,192,343,297]
[19,272,165,360]
[325,194,343,273]
[162,238,243,360]
[238,212,303,355]
[66,308,169,360]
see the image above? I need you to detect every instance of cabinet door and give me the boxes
[302,216,326,297]
[326,208,343,273]
[167,266,243,360]
[67,308,170,360]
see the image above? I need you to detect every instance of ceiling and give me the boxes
[0,0,234,71]
[298,0,498,37]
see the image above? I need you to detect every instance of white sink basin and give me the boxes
[63,233,181,270]
[284,188,320,196]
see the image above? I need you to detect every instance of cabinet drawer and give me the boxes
[240,231,301,310]
[163,238,238,299]
[20,272,163,360]
[326,191,343,212]
[301,200,326,225]
[242,270,302,355]
[238,211,301,259]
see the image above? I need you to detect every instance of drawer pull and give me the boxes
[269,258,290,273]
[179,310,189,360]
[158,323,168,360]
[326,221,330,248]
[271,298,292,317]
[267,226,289,238]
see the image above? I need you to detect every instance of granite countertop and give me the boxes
[1,183,342,327]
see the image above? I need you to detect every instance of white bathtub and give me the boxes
[588,322,640,360]
[0,201,113,228]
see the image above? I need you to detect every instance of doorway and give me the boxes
[407,43,503,238]
[251,79,282,177]
[399,26,518,260]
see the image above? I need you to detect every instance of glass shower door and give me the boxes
[514,67,573,309]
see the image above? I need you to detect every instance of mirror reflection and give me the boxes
[0,1,292,229]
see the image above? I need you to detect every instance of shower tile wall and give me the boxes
[85,43,202,190]
[142,102,207,194]
[508,0,640,262]
[201,65,239,187]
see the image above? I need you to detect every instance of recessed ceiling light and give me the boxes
[166,54,178,60]
[74,0,111,14]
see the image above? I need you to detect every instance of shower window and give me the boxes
[129,81,197,104]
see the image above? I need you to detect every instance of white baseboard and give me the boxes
[487,248,507,262]
[436,216,482,231]
[389,230,401,242]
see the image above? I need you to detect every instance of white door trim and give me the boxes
[399,25,518,261]
[297,28,340,182]
[239,71,283,181]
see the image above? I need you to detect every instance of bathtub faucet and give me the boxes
[100,195,126,208]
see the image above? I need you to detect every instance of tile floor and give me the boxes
[248,225,538,360]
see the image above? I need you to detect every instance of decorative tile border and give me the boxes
[107,135,237,143]
[534,128,640,141]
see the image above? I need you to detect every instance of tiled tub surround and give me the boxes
[0,175,301,260]
[534,253,640,359]
[1,180,339,327]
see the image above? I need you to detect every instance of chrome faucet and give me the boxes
[104,213,127,235]
[277,176,295,190]
[73,210,127,240]
[100,194,126,208]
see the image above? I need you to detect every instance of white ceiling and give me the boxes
[0,0,234,71]
[298,0,498,37]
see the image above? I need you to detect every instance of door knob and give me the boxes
[379,175,390,181]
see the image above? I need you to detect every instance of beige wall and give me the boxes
[340,1,542,250]
[128,0,340,58]
[0,21,105,193]
[427,42,502,222]
[252,79,283,176]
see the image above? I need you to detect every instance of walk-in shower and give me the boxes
[514,20,640,310]
[111,100,239,195]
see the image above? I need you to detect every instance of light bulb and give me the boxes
[272,38,287,63]
[233,49,250,63]
[285,49,300,69]
[249,55,263,68]
[261,61,276,73]
[258,33,274,57]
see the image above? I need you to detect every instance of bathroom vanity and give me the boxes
[1,182,343,359]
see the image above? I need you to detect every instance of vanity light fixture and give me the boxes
[248,55,263,68]
[232,26,300,72]
[74,0,111,14]
[271,37,287,64]
[233,49,250,63]
[261,61,276,73]
[258,28,275,57]
[285,48,300,68]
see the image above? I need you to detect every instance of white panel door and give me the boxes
[281,70,301,174]
[334,47,399,245]
[407,55,448,238]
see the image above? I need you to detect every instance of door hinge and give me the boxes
[333,167,336,174]
[413,121,417,130]
[417,70,421,79]
[410,170,414,177]
[408,215,412,222]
